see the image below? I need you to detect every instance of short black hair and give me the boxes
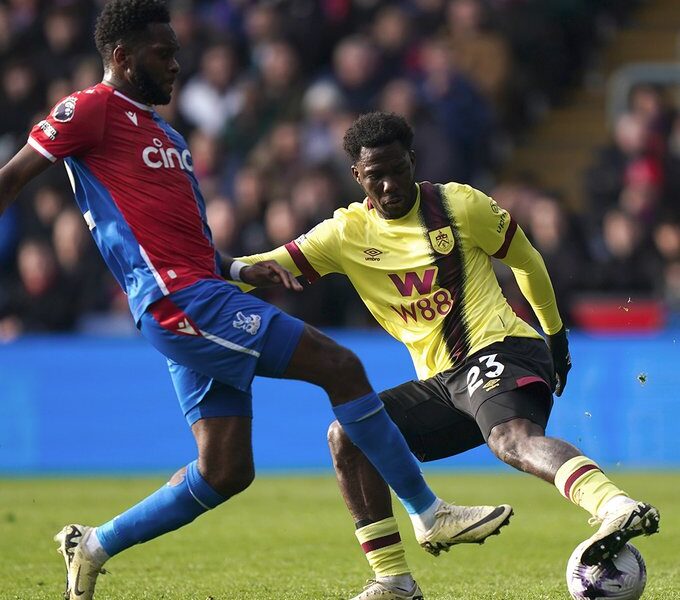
[95,0,170,62]
[343,112,414,162]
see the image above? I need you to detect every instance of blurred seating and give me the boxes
[0,0,673,335]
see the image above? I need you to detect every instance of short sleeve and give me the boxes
[285,212,345,282]
[459,185,517,258]
[28,88,107,163]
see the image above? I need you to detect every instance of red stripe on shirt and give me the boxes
[492,218,517,259]
[563,464,599,499]
[285,241,320,283]
[360,532,401,554]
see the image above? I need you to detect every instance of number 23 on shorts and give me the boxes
[466,354,505,397]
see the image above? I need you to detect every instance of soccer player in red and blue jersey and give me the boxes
[0,3,510,599]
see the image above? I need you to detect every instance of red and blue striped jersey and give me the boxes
[28,83,222,322]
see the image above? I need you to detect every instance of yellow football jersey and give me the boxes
[241,182,554,380]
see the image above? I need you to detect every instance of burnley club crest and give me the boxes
[428,226,454,255]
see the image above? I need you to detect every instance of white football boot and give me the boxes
[416,502,513,556]
[579,501,660,565]
[55,524,106,600]
[350,579,424,600]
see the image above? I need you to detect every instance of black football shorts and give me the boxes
[379,336,554,462]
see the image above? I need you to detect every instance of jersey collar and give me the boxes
[112,89,154,112]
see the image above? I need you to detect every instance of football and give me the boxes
[566,542,647,600]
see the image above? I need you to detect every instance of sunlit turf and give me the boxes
[1,472,678,599]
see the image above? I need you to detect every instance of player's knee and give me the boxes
[487,421,523,463]
[330,346,365,380]
[488,419,539,465]
[200,460,255,498]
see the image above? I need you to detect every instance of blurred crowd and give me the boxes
[3,0,675,339]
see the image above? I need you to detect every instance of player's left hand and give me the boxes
[240,260,303,291]
[547,326,572,396]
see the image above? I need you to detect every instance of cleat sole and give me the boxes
[582,504,660,566]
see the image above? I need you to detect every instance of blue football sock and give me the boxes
[96,460,226,557]
[333,393,436,515]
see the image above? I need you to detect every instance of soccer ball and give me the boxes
[566,542,647,600]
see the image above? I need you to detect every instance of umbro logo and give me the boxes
[125,111,138,126]
[364,248,383,262]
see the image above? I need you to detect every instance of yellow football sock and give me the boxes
[355,517,410,578]
[554,456,627,517]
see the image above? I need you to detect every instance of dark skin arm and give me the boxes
[0,144,53,215]
[220,256,303,292]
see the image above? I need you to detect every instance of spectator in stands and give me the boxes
[256,39,305,125]
[379,77,463,183]
[300,80,346,166]
[371,5,419,81]
[205,197,238,256]
[249,121,306,203]
[416,36,494,183]
[289,167,340,230]
[328,35,383,113]
[178,42,243,136]
[52,208,110,317]
[589,209,658,294]
[584,112,654,231]
[0,238,77,339]
[444,0,513,122]
[525,192,587,324]
[0,60,43,140]
[36,6,89,82]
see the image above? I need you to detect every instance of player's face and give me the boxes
[128,23,180,105]
[352,142,417,220]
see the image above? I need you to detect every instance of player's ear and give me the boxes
[409,150,416,167]
[351,164,361,185]
[111,44,129,70]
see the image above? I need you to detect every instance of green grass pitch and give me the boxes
[1,472,678,599]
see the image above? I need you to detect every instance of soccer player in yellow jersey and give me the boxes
[239,113,660,600]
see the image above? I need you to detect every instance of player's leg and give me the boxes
[467,336,660,565]
[55,380,251,600]
[485,405,660,565]
[277,324,443,521]
[327,379,513,600]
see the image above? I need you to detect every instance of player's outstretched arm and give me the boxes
[221,256,302,291]
[499,225,571,395]
[0,144,53,215]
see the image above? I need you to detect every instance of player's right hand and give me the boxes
[241,260,303,291]
[547,326,572,396]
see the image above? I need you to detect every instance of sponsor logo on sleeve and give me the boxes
[38,120,58,140]
[52,96,78,122]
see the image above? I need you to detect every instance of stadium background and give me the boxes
[0,0,679,473]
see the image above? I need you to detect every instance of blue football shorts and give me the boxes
[138,279,305,425]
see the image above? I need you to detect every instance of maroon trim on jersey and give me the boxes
[516,375,548,388]
[492,218,517,259]
[285,241,320,283]
[418,181,471,364]
[563,464,599,500]
[149,296,202,336]
[360,532,401,554]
